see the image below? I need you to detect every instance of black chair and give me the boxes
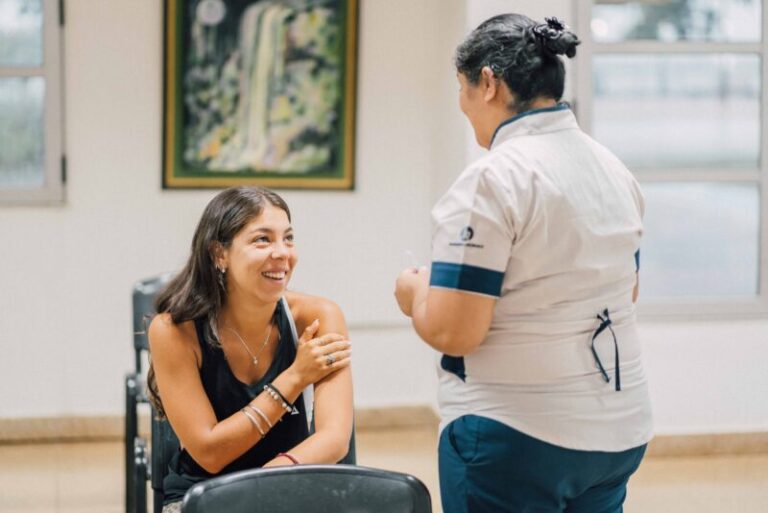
[125,274,356,513]
[181,464,432,513]
[125,273,174,513]
[137,414,356,513]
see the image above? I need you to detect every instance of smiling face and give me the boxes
[217,203,297,305]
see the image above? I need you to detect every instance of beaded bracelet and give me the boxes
[265,382,290,405]
[241,408,266,436]
[277,452,300,465]
[264,383,299,415]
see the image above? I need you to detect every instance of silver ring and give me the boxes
[326,353,336,366]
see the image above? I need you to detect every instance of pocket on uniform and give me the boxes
[446,415,480,465]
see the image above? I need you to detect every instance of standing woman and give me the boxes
[148,186,353,512]
[395,14,652,513]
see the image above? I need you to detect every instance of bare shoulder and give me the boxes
[285,291,346,334]
[148,313,200,365]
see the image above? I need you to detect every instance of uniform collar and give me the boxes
[489,102,576,149]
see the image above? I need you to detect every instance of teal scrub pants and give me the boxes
[438,415,647,513]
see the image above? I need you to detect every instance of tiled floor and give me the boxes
[1,427,767,512]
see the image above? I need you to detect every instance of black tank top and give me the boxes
[163,299,310,504]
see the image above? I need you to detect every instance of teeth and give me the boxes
[263,271,286,280]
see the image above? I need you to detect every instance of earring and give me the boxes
[217,266,227,289]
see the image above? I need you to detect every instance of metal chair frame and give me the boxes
[125,273,175,513]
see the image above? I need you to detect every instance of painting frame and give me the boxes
[162,0,357,190]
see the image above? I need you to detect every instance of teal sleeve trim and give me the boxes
[430,261,504,297]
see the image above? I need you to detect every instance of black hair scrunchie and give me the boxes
[532,16,567,41]
[531,16,579,58]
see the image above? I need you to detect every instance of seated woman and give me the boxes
[147,186,353,513]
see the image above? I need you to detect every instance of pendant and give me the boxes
[252,357,259,365]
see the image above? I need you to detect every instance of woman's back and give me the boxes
[432,105,652,451]
[439,106,643,320]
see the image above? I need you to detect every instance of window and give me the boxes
[574,0,768,317]
[0,0,64,204]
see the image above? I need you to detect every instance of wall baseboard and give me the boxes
[1,409,766,457]
[354,405,440,430]
[0,406,440,444]
[645,431,768,458]
[0,415,125,444]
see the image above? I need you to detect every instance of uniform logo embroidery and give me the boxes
[450,225,484,249]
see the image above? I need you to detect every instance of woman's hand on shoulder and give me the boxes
[286,293,351,387]
[289,319,351,388]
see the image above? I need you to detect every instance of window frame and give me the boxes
[573,0,768,320]
[0,0,65,205]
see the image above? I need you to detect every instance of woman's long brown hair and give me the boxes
[147,186,290,418]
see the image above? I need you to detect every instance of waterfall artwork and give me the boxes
[163,0,357,189]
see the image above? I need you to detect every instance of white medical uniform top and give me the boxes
[431,104,653,451]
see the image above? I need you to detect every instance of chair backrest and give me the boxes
[181,464,432,513]
[126,273,175,513]
[132,273,174,371]
[151,412,181,512]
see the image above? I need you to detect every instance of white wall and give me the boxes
[1,0,766,436]
[0,0,464,418]
[640,321,768,434]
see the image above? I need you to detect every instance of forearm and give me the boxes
[410,288,450,353]
[191,368,307,473]
[266,425,351,466]
[265,365,354,467]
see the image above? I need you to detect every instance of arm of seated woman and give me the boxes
[263,294,353,466]
[149,313,309,474]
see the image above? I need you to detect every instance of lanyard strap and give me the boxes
[591,308,621,392]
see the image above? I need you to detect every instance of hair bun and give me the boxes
[532,16,580,58]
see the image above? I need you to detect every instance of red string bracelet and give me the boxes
[277,452,300,465]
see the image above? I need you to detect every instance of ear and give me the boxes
[480,66,498,102]
[210,241,228,271]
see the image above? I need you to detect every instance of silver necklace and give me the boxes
[225,321,273,366]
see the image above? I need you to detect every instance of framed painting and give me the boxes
[163,0,357,189]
